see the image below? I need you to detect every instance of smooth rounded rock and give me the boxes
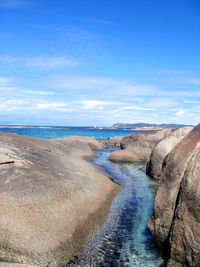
[109,150,137,163]
[146,127,193,180]
[147,124,200,266]
[111,129,172,163]
[55,135,106,150]
[0,133,119,266]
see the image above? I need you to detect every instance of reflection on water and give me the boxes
[70,146,164,267]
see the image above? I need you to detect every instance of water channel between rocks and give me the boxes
[70,146,164,267]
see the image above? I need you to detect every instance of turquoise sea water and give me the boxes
[0,127,164,266]
[72,147,164,267]
[0,126,138,139]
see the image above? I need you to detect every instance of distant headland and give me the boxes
[111,122,194,130]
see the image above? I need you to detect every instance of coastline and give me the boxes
[0,125,199,266]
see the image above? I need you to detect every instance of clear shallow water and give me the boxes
[1,127,164,266]
[0,126,137,139]
[71,146,164,267]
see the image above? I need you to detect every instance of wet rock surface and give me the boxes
[0,133,119,266]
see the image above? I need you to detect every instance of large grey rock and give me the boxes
[146,127,193,180]
[109,149,138,163]
[0,133,119,266]
[147,124,200,266]
[100,136,123,147]
[110,129,172,163]
[60,135,106,150]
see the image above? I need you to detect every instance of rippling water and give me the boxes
[71,146,164,267]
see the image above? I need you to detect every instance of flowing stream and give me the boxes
[70,146,164,267]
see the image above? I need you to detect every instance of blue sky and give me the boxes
[0,0,199,126]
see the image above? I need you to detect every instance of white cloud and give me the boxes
[0,76,20,92]
[120,106,156,111]
[46,74,157,98]
[155,68,200,86]
[5,99,28,105]
[176,110,185,116]
[0,98,29,112]
[183,100,200,104]
[22,90,56,95]
[147,98,178,109]
[122,98,144,103]
[80,100,117,110]
[0,71,199,126]
[35,103,67,109]
[0,76,14,86]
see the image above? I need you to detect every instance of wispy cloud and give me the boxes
[154,68,200,86]
[183,100,200,104]
[24,55,80,69]
[80,100,117,110]
[35,103,67,110]
[0,55,16,64]
[0,98,29,112]
[120,106,156,111]
[0,55,80,69]
[0,72,199,126]
[0,76,14,86]
[22,90,56,96]
[71,16,113,25]
[0,0,34,9]
[54,25,109,53]
[176,110,185,116]
[0,76,20,92]
[46,74,157,97]
[167,76,200,86]
[122,98,144,103]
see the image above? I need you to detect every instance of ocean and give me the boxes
[0,126,138,139]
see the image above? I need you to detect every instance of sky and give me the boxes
[0,0,200,126]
